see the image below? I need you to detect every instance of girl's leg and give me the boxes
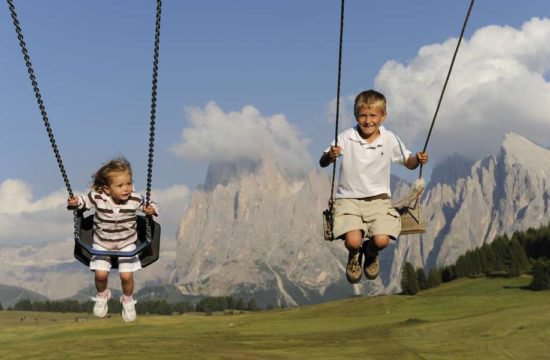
[119,272,134,296]
[95,270,109,293]
[119,272,137,322]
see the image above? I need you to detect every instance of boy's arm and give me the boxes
[404,151,429,170]
[319,146,342,168]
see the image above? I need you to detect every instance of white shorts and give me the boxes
[89,243,142,273]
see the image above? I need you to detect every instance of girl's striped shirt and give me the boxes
[74,190,158,250]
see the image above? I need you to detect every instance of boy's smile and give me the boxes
[355,105,386,142]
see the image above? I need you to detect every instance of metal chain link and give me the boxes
[7,0,73,198]
[145,0,162,241]
[419,0,475,179]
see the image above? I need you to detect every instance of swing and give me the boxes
[8,0,163,268]
[323,0,475,240]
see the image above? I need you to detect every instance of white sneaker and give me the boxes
[120,296,137,322]
[91,289,111,318]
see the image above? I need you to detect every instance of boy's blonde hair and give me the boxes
[354,90,387,117]
[92,156,133,192]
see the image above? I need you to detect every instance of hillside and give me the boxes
[1,276,549,359]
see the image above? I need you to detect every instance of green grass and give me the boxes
[1,276,550,359]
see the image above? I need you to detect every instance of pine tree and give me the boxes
[401,262,419,295]
[529,260,550,291]
[246,298,258,311]
[416,268,427,290]
[426,268,442,289]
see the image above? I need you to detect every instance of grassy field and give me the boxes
[1,276,549,359]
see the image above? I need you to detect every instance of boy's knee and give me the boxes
[372,235,390,249]
[344,230,364,251]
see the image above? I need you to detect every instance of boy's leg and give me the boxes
[345,230,364,284]
[363,234,390,280]
[119,272,137,322]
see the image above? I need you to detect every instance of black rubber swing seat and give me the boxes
[73,213,161,269]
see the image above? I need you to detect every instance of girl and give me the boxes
[68,157,158,322]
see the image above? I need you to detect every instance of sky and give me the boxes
[1,0,550,246]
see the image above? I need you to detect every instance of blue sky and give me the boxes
[1,1,550,246]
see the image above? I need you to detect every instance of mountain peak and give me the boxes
[500,132,550,171]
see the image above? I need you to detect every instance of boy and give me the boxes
[320,90,428,283]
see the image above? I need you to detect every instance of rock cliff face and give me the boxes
[175,133,550,304]
[174,157,378,307]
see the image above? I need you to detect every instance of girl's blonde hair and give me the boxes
[92,157,133,192]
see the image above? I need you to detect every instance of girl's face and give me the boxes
[104,170,133,204]
[355,104,386,141]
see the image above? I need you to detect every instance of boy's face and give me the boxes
[103,170,133,204]
[355,104,386,139]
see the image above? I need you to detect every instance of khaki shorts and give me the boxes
[333,198,401,240]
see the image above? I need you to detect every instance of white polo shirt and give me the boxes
[325,125,411,199]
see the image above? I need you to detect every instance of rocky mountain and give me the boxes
[1,133,548,306]
[0,238,177,301]
[174,132,550,306]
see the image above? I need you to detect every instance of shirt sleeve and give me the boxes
[390,133,412,165]
[76,191,97,211]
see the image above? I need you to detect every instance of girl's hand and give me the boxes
[143,204,157,216]
[67,197,79,209]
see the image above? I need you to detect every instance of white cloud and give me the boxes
[372,17,550,162]
[0,179,191,246]
[171,102,313,177]
[325,95,356,129]
[149,184,191,240]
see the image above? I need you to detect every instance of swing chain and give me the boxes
[145,0,162,242]
[145,0,161,205]
[419,0,475,179]
[7,0,73,199]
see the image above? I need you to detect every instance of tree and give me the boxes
[426,268,442,289]
[529,260,550,291]
[401,262,419,295]
[416,268,427,290]
[14,299,32,311]
[246,299,258,311]
[0,302,3,311]
[235,298,245,311]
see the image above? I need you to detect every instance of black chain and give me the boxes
[7,0,73,198]
[327,0,345,239]
[419,0,475,179]
[146,0,162,207]
[145,0,162,241]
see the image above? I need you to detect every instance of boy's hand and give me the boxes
[328,146,342,160]
[67,196,79,209]
[416,152,429,165]
[143,205,158,216]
